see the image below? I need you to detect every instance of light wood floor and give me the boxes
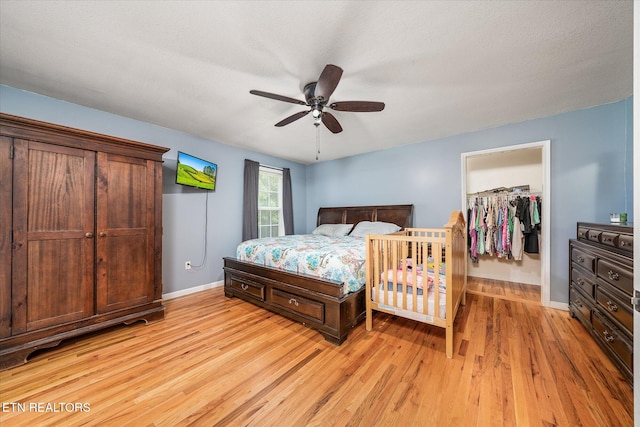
[0,280,633,426]
[466,276,542,304]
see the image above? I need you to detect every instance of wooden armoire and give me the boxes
[0,113,169,369]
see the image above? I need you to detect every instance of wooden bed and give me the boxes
[223,204,414,344]
[365,210,467,358]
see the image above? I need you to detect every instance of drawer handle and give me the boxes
[606,301,618,312]
[577,255,585,263]
[607,270,619,281]
[576,278,584,285]
[575,298,583,308]
[602,330,615,343]
[288,298,299,307]
[241,284,249,291]
[620,241,626,247]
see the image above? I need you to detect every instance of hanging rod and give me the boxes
[467,185,533,196]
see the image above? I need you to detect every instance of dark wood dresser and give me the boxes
[569,222,633,385]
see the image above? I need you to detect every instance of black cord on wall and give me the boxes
[190,191,209,269]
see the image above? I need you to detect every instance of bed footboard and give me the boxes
[365,210,467,358]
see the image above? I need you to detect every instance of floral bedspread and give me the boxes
[236,235,366,293]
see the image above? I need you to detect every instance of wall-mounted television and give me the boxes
[176,151,217,191]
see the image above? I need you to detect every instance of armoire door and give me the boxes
[11,139,96,333]
[96,152,156,313]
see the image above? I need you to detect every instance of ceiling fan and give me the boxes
[250,64,385,134]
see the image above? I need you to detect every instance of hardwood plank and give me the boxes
[467,276,541,304]
[0,283,632,426]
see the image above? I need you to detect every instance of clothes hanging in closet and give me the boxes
[467,193,541,263]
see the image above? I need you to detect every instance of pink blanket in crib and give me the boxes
[382,270,433,289]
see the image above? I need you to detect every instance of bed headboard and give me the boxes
[316,204,414,229]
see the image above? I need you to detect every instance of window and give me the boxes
[258,166,284,238]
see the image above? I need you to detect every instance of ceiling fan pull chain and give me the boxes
[315,125,320,161]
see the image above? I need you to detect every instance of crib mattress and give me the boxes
[373,285,446,320]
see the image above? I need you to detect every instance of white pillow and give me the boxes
[312,223,354,237]
[349,221,401,237]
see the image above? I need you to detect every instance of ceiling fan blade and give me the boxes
[314,64,343,101]
[321,111,343,134]
[329,101,385,112]
[250,90,307,106]
[275,110,311,127]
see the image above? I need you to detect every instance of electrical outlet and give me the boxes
[185,261,192,270]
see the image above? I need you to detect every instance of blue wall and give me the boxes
[0,85,308,294]
[1,85,632,304]
[306,99,633,303]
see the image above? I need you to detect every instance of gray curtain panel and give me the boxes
[242,159,259,241]
[283,168,294,235]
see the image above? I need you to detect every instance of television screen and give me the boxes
[176,151,217,191]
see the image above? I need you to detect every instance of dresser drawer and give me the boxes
[597,259,633,295]
[569,286,592,323]
[592,311,632,371]
[228,276,266,301]
[571,267,595,298]
[596,285,633,335]
[599,232,618,248]
[600,231,633,254]
[571,247,596,273]
[271,288,324,323]
[586,229,601,243]
[577,227,589,239]
[618,234,633,254]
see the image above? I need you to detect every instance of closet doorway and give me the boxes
[461,140,551,307]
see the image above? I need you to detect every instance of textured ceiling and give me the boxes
[0,1,633,164]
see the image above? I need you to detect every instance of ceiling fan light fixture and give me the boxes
[249,64,384,135]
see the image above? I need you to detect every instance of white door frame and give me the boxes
[460,140,551,307]
[632,1,638,414]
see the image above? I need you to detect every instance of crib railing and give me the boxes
[365,211,467,358]
[367,230,446,320]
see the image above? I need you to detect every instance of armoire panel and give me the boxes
[26,141,91,233]
[26,239,91,330]
[0,137,12,338]
[100,234,151,311]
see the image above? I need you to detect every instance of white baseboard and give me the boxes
[162,280,224,300]
[466,273,542,287]
[161,280,570,311]
[548,300,569,311]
